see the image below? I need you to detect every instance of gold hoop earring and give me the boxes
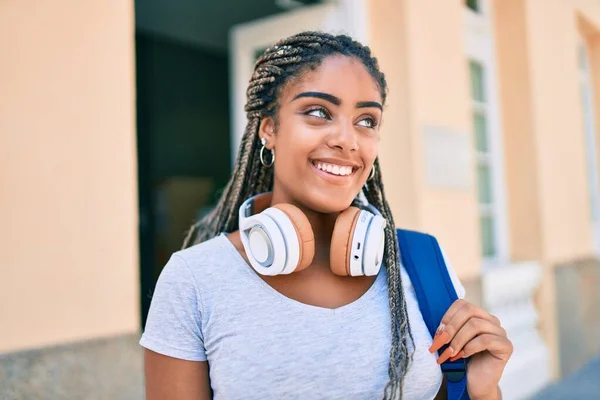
[368,165,376,181]
[260,138,275,167]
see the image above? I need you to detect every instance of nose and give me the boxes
[326,119,358,153]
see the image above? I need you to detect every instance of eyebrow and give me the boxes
[356,101,383,111]
[291,91,382,110]
[292,91,341,105]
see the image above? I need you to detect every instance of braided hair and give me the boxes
[182,31,414,399]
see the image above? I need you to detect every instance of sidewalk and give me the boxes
[530,355,600,399]
[0,334,144,400]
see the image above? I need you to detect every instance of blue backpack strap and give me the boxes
[396,229,470,400]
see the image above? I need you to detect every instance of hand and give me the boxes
[428,299,512,400]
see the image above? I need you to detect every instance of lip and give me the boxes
[309,160,359,184]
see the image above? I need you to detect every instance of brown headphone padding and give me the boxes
[330,207,361,276]
[272,203,315,272]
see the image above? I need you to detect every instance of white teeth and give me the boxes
[313,162,354,176]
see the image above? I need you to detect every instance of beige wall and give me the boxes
[495,0,598,263]
[370,0,480,281]
[494,0,543,262]
[525,0,595,263]
[0,0,139,353]
[372,0,600,281]
[494,0,600,378]
[369,0,420,232]
[373,0,600,379]
[408,0,480,281]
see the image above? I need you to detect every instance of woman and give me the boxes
[140,31,512,400]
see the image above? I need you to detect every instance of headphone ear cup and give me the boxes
[270,204,315,272]
[362,215,386,276]
[330,207,361,276]
[241,213,288,275]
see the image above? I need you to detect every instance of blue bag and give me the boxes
[396,229,470,400]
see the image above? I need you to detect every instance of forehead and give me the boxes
[280,55,382,103]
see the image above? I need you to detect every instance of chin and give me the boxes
[298,189,357,214]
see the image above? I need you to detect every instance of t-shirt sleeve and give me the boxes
[439,246,467,300]
[139,254,207,361]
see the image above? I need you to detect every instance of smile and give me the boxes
[309,160,359,177]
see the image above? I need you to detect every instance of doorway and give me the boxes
[134,0,364,327]
[135,33,232,326]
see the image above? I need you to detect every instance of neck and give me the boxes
[269,192,339,266]
[301,209,338,264]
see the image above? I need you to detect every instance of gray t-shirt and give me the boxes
[140,233,465,400]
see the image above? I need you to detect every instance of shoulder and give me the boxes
[175,233,231,264]
[154,234,240,302]
[395,229,466,299]
[140,236,233,361]
[171,233,237,277]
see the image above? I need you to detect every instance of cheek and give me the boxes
[277,144,305,168]
[276,124,321,160]
[360,137,380,163]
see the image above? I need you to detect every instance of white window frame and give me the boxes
[464,0,510,267]
[578,41,600,255]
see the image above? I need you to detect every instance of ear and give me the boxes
[258,117,276,149]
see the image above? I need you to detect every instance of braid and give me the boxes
[364,159,415,399]
[182,31,409,398]
[182,117,265,247]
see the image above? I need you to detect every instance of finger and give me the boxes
[449,351,465,362]
[462,334,514,361]
[436,318,506,364]
[451,317,506,354]
[430,302,500,353]
[439,299,470,329]
[490,314,501,325]
[427,300,470,353]
[445,302,500,334]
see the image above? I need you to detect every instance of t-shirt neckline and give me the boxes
[218,233,386,317]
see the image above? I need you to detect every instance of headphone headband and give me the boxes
[239,193,273,230]
[364,203,383,218]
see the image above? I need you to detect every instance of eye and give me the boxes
[357,116,378,129]
[304,106,331,120]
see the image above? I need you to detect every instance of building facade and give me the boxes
[2,1,599,399]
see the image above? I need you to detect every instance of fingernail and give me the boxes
[428,331,450,353]
[435,323,445,337]
[449,351,465,362]
[437,346,454,365]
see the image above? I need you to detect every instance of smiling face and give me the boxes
[259,55,383,214]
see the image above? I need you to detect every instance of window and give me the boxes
[578,42,600,253]
[465,0,509,263]
[470,60,497,257]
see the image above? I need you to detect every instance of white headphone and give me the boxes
[238,192,386,276]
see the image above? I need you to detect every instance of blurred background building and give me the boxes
[1,0,599,399]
